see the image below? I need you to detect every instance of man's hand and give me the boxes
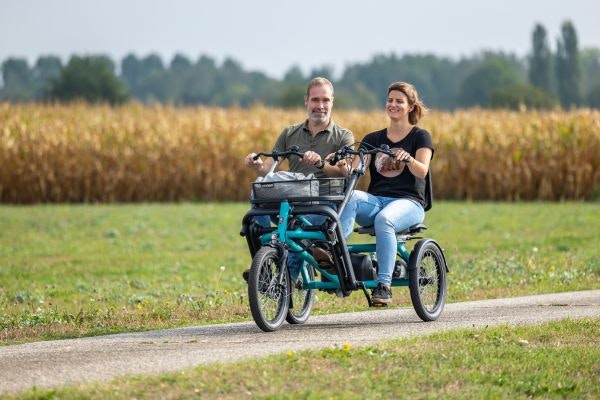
[244,153,263,170]
[301,150,322,167]
[325,153,348,168]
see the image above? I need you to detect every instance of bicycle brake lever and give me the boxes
[328,148,346,165]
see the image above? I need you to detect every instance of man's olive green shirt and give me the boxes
[273,119,354,178]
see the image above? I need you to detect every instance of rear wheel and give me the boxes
[408,239,447,321]
[248,246,290,332]
[286,263,315,324]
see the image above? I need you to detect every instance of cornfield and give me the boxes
[1,103,599,203]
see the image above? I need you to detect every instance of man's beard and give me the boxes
[310,111,329,124]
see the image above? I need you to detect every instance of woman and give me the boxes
[340,81,434,304]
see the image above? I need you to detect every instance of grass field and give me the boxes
[1,201,598,345]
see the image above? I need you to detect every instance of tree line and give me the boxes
[1,21,599,110]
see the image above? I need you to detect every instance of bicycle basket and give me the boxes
[252,178,346,202]
[253,179,319,201]
[318,177,346,196]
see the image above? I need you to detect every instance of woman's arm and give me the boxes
[394,147,432,179]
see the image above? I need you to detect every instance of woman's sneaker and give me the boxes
[372,283,392,304]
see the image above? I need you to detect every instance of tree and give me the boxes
[166,53,193,103]
[213,58,249,106]
[334,83,379,110]
[121,53,141,92]
[283,65,305,84]
[587,83,600,108]
[555,20,582,107]
[170,53,192,71]
[0,57,33,101]
[277,84,305,108]
[309,65,335,81]
[459,54,522,108]
[121,53,167,103]
[49,55,128,104]
[489,83,558,110]
[340,53,464,109]
[182,55,218,104]
[580,48,600,107]
[529,24,553,94]
[32,56,62,99]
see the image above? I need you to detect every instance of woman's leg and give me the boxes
[339,191,383,238]
[374,199,425,286]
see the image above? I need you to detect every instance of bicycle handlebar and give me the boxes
[328,144,401,165]
[250,144,406,177]
[252,145,304,161]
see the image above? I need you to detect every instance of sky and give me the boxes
[1,0,598,79]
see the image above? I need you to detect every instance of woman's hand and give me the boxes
[393,148,413,164]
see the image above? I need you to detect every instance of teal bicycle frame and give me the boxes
[254,207,413,290]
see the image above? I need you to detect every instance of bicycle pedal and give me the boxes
[371,303,388,308]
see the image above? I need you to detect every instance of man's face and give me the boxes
[305,84,333,125]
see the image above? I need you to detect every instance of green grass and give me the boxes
[1,202,599,344]
[9,318,600,399]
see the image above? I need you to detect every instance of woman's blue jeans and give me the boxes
[340,191,425,286]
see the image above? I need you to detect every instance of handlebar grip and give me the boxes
[253,150,276,160]
[250,149,299,162]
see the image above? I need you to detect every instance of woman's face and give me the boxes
[386,90,412,122]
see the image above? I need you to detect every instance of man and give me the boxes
[244,77,353,178]
[243,77,354,281]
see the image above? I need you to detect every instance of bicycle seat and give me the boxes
[355,223,427,237]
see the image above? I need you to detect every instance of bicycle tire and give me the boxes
[408,239,447,321]
[286,263,315,324]
[248,246,290,332]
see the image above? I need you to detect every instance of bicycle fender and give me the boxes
[408,238,449,273]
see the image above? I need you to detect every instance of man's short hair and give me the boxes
[306,77,334,97]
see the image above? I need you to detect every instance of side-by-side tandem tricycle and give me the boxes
[240,144,448,332]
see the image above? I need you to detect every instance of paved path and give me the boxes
[1,290,598,394]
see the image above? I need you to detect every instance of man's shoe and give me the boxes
[371,283,392,305]
[242,268,250,283]
[313,247,334,266]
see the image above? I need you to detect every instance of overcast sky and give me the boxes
[1,0,598,79]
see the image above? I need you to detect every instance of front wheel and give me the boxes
[408,239,447,321]
[286,263,315,324]
[248,246,290,332]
